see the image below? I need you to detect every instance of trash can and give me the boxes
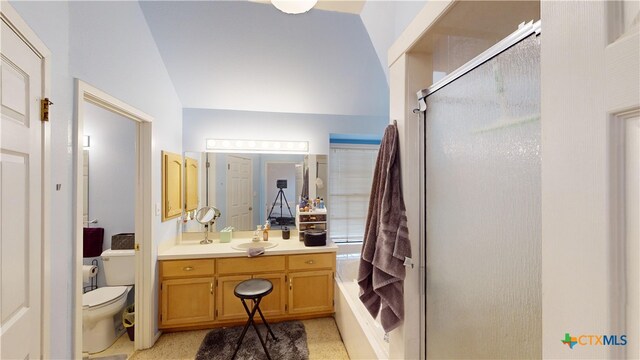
[122,304,135,341]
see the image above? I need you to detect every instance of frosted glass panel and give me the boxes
[425,35,540,359]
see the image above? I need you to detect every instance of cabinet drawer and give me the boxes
[217,256,285,275]
[288,253,335,271]
[299,214,326,222]
[162,259,215,278]
[298,223,327,231]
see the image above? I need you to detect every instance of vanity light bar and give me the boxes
[205,139,309,154]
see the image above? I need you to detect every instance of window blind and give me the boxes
[329,144,379,243]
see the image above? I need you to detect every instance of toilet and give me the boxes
[82,249,135,354]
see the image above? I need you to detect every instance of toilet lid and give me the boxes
[83,286,127,308]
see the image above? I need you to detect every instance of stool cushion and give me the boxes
[234,279,273,299]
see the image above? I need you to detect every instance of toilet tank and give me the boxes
[101,249,135,286]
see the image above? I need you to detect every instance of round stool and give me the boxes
[231,279,278,360]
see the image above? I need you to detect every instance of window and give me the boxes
[329,144,379,243]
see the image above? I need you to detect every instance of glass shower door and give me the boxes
[425,34,541,359]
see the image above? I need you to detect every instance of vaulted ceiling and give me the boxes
[140,1,389,117]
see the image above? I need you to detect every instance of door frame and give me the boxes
[73,80,153,357]
[1,2,52,357]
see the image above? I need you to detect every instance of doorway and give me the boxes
[74,80,153,357]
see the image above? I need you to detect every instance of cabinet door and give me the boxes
[288,270,334,314]
[162,151,183,221]
[185,157,198,211]
[216,275,251,321]
[160,277,214,327]
[257,273,286,317]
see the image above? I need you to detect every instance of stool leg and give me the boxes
[256,304,278,342]
[231,299,259,360]
[250,297,272,360]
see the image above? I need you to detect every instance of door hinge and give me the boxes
[206,161,210,169]
[40,98,53,122]
[285,304,288,311]
[227,164,230,170]
[215,309,218,318]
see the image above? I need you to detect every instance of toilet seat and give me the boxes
[83,286,128,309]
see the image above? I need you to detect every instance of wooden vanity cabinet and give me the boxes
[216,256,287,321]
[216,274,251,321]
[287,253,335,315]
[159,252,335,331]
[159,259,215,327]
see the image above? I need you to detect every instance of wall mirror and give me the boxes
[182,152,327,232]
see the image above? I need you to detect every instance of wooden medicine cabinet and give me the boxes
[162,151,183,221]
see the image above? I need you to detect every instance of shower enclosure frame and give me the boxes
[417,20,541,358]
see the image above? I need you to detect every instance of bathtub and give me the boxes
[334,250,389,359]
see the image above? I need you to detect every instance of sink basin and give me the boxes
[231,241,278,250]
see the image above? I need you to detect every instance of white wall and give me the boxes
[360,1,427,82]
[183,108,388,155]
[140,1,389,117]
[10,1,183,357]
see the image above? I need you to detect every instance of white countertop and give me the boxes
[158,232,337,260]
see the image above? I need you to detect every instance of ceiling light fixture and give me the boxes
[206,138,309,154]
[271,0,317,14]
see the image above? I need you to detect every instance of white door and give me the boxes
[1,13,45,360]
[226,155,252,230]
[624,116,639,359]
[606,16,639,360]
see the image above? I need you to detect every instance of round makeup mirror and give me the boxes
[195,206,221,244]
[195,206,215,224]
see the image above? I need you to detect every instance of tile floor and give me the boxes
[94,317,349,359]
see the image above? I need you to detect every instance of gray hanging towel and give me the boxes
[357,123,411,333]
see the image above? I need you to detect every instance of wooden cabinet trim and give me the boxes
[162,259,215,278]
[160,277,215,327]
[288,252,335,271]
[217,255,285,275]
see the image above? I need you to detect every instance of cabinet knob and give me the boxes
[183,266,194,271]
[305,260,315,265]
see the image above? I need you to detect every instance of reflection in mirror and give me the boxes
[182,152,325,232]
[195,206,220,224]
[195,206,221,244]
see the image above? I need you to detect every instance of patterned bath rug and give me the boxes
[195,320,308,360]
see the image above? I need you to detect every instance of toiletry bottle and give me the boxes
[253,225,262,242]
[319,198,325,209]
[263,220,270,241]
